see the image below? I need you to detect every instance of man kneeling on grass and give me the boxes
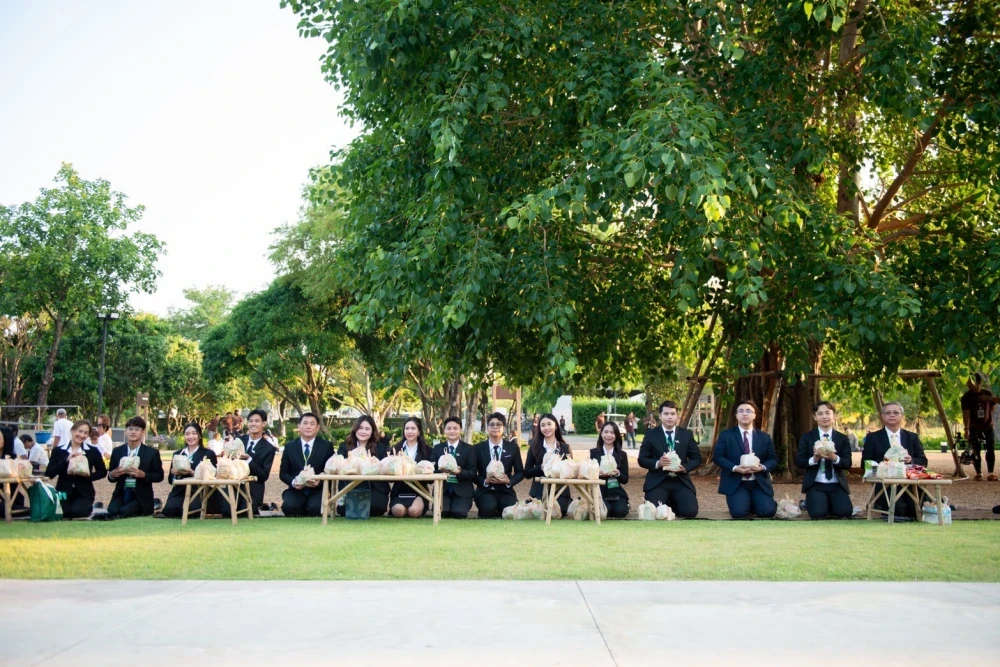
[474,412,523,518]
[279,412,334,517]
[100,416,164,520]
[431,417,477,519]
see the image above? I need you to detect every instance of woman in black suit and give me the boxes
[161,422,220,518]
[389,417,433,518]
[337,415,389,517]
[524,413,574,516]
[45,420,108,519]
[590,421,630,518]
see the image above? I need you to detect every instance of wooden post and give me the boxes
[925,376,966,478]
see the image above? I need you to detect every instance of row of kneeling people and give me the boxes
[28,399,922,521]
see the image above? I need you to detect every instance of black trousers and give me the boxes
[475,490,517,518]
[601,494,630,518]
[872,482,925,519]
[726,481,777,519]
[441,493,473,519]
[107,492,149,518]
[281,487,324,517]
[60,492,94,519]
[160,486,223,518]
[805,482,853,519]
[645,482,699,518]
[970,428,996,474]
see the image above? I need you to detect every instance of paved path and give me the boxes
[2,581,996,666]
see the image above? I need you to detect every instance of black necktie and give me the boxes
[247,440,255,455]
[666,431,674,451]
[822,434,831,478]
[304,442,310,459]
[449,445,455,456]
[493,446,500,461]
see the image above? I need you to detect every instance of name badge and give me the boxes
[607,479,620,489]
[447,475,458,484]
[125,478,137,489]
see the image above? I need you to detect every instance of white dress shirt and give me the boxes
[809,429,841,484]
[51,418,74,445]
[97,433,114,456]
[28,444,49,467]
[736,427,756,480]
[13,437,26,457]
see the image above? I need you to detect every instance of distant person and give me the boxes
[96,416,114,458]
[10,426,27,459]
[624,412,637,449]
[24,435,48,472]
[861,402,928,519]
[639,400,701,518]
[846,427,860,452]
[714,400,778,519]
[222,412,234,436]
[531,413,541,443]
[591,421,630,518]
[232,411,244,435]
[595,412,606,434]
[102,416,165,520]
[796,401,853,519]
[961,372,998,481]
[161,422,219,519]
[474,412,523,519]
[524,413,573,516]
[207,414,221,441]
[559,415,566,432]
[50,408,74,448]
[45,420,107,518]
[279,412,333,517]
[208,431,224,456]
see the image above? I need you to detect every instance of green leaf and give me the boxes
[624,171,638,188]
[813,3,827,21]
[831,14,844,31]
[506,216,520,230]
[732,47,745,61]
[804,2,814,19]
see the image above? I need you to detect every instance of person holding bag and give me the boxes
[45,420,107,519]
[337,415,389,517]
[431,417,477,519]
[713,400,778,519]
[102,416,164,520]
[161,422,219,519]
[638,400,701,518]
[524,413,574,516]
[474,412,524,519]
[389,417,434,518]
[796,401,853,519]
[590,421,630,518]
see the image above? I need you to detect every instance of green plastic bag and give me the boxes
[344,488,371,520]
[28,482,61,522]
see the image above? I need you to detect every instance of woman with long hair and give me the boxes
[161,422,219,518]
[45,420,107,519]
[337,415,389,516]
[389,417,433,518]
[524,413,573,516]
[590,421,630,518]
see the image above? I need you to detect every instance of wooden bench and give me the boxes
[313,474,448,525]
[171,477,257,525]
[539,478,606,525]
[863,476,952,525]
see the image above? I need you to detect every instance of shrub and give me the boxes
[471,431,489,444]
[571,398,647,434]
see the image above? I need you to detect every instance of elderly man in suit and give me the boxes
[862,401,927,519]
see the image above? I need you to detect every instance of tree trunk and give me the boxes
[462,386,481,442]
[36,314,66,410]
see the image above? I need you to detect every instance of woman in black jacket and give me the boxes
[524,413,573,516]
[590,421,630,518]
[45,420,108,519]
[337,415,389,517]
[389,417,433,518]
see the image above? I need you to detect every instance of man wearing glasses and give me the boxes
[862,401,928,519]
[713,400,778,519]
[473,412,524,518]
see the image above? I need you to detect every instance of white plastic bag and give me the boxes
[655,502,675,520]
[485,460,505,479]
[542,452,561,478]
[379,456,403,476]
[171,454,192,474]
[502,504,516,519]
[215,457,237,480]
[120,455,141,470]
[577,460,600,480]
[664,450,682,472]
[194,460,216,481]
[342,456,363,475]
[637,500,656,520]
[559,458,580,480]
[568,497,590,520]
[775,495,801,519]
[67,455,91,477]
[0,460,14,478]
[415,460,435,475]
[293,465,316,487]
[359,457,381,476]
[324,454,345,474]
[814,440,836,458]
[599,454,618,475]
[437,453,459,474]
[884,442,907,462]
[877,460,907,479]
[398,455,416,475]
[739,451,760,469]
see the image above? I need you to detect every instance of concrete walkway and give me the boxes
[2,581,997,666]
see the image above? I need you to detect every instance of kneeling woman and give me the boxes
[590,421,630,518]
[389,417,433,518]
[338,415,389,517]
[161,422,219,518]
[524,413,574,516]
[45,420,108,519]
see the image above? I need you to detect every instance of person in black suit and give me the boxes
[590,421,630,518]
[714,400,778,519]
[44,420,107,518]
[431,416,477,519]
[795,401,853,519]
[104,416,165,520]
[224,408,277,517]
[161,422,219,518]
[862,401,928,519]
[638,400,701,518]
[337,415,389,517]
[280,412,334,517]
[390,417,434,518]
[524,413,574,516]
[474,412,524,519]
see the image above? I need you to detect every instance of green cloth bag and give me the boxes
[344,488,371,520]
[29,482,61,522]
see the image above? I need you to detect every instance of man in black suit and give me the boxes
[474,412,524,518]
[225,408,277,517]
[795,401,853,519]
[714,400,778,519]
[104,416,165,519]
[279,412,335,517]
[862,401,928,519]
[638,400,701,518]
[431,416,477,519]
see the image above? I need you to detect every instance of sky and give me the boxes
[0,0,359,315]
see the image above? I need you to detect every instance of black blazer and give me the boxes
[524,441,573,499]
[589,446,629,500]
[238,434,277,483]
[108,443,165,514]
[45,444,107,499]
[337,442,390,494]
[714,427,778,496]
[796,429,852,492]
[279,437,335,488]
[167,446,217,485]
[861,428,927,468]
[431,441,477,498]
[638,426,701,494]
[389,441,433,497]
[474,439,524,494]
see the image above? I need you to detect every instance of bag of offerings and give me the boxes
[215,458,238,480]
[637,500,657,520]
[379,456,403,476]
[577,460,600,480]
[223,441,245,459]
[884,442,907,462]
[598,499,608,520]
[542,452,562,478]
[775,495,801,519]
[398,455,416,476]
[0,459,15,478]
[229,459,250,479]
[664,450,682,472]
[16,459,32,479]
[348,446,367,460]
[502,504,516,519]
[513,499,535,520]
[568,497,590,521]
[415,460,435,475]
[120,455,141,471]
[814,440,837,458]
[437,453,459,474]
[921,501,952,525]
[171,454,192,474]
[559,458,580,480]
[341,456,363,475]
[359,457,381,476]
[485,460,505,479]
[194,460,216,481]
[67,455,91,477]
[293,465,316,487]
[655,502,675,521]
[324,454,345,474]
[599,454,618,475]
[739,451,760,469]
[877,460,907,479]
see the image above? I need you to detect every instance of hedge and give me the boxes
[571,398,647,435]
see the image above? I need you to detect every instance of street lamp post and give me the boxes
[96,311,120,420]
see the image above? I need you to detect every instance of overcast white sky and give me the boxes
[0,1,358,315]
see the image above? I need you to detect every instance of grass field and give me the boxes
[2,518,998,581]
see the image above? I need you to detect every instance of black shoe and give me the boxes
[153,498,163,511]
[91,513,112,521]
[93,502,105,509]
[993,505,1000,515]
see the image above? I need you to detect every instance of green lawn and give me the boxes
[2,519,998,581]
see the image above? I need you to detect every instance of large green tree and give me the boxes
[166,285,236,342]
[0,164,163,409]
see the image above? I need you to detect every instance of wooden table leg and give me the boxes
[3,482,12,524]
[934,486,945,526]
[243,483,253,521]
[591,486,601,525]
[199,487,209,520]
[545,484,555,525]
[433,480,442,525]
[181,484,192,526]
[227,486,238,525]
[887,484,898,525]
[321,479,330,526]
